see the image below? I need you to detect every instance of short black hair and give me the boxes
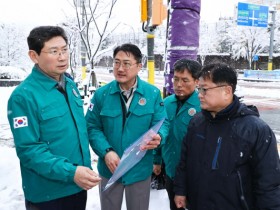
[113,43,142,63]
[173,58,202,80]
[27,26,68,55]
[199,63,237,92]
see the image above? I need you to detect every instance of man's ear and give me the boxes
[224,85,233,97]
[28,50,39,64]
[136,63,142,73]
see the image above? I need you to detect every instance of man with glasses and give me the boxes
[153,58,201,210]
[7,26,101,210]
[174,63,280,209]
[86,43,169,210]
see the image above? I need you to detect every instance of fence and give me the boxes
[243,70,280,80]
[0,79,22,87]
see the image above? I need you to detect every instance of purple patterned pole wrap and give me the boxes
[164,0,201,95]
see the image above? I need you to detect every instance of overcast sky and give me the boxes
[0,0,239,28]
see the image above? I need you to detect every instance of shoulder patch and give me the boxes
[13,116,28,129]
[88,103,94,111]
[138,98,147,106]
[188,108,197,116]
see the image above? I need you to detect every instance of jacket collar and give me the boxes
[31,65,64,91]
[109,76,144,96]
[202,95,258,122]
[169,90,200,106]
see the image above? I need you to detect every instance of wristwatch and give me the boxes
[105,147,114,153]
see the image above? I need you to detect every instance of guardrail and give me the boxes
[244,70,280,80]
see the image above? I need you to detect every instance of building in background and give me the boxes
[244,0,280,9]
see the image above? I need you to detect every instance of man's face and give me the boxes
[173,70,197,100]
[32,36,69,81]
[113,51,141,90]
[198,77,231,115]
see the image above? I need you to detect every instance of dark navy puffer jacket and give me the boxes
[174,95,280,210]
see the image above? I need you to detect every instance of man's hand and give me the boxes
[174,195,187,208]
[141,134,161,150]
[153,164,161,176]
[104,151,120,173]
[74,166,101,190]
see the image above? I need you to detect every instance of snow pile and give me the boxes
[0,66,28,80]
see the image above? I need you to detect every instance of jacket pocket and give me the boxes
[100,109,122,133]
[132,108,154,117]
[74,98,84,107]
[237,170,250,210]
[212,137,222,170]
[129,108,154,129]
[100,109,122,118]
[39,103,71,143]
[41,104,68,120]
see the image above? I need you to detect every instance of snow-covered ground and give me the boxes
[0,145,169,210]
[1,78,279,209]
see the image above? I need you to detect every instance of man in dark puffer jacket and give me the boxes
[174,63,280,210]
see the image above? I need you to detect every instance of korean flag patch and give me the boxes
[13,116,28,129]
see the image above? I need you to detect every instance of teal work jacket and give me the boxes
[154,91,200,179]
[7,66,91,202]
[86,76,169,185]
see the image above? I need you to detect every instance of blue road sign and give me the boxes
[253,55,259,61]
[237,2,269,27]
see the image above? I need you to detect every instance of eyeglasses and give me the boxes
[41,48,69,56]
[173,77,194,86]
[197,85,227,95]
[113,60,138,70]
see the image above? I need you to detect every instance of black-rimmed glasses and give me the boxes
[197,85,227,95]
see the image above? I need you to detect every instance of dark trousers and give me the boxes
[25,190,87,210]
[165,175,185,210]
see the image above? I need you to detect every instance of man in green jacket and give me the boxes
[86,43,169,210]
[153,59,201,210]
[7,26,101,210]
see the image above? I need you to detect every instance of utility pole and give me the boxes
[147,27,155,84]
[81,0,87,80]
[268,6,276,71]
[164,0,200,95]
[147,0,154,84]
[141,0,166,85]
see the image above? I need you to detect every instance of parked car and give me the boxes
[0,66,28,87]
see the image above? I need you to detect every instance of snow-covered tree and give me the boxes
[228,26,269,69]
[70,0,120,69]
[199,21,220,65]
[0,23,29,69]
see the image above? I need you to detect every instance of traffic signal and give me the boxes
[152,0,167,26]
[141,0,148,22]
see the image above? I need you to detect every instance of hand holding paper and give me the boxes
[140,133,161,150]
[102,119,165,191]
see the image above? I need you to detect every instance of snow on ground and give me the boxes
[0,146,169,210]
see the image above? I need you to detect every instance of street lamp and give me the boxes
[268,6,276,71]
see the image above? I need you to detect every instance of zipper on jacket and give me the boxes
[211,137,222,170]
[237,170,250,210]
[120,94,127,128]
